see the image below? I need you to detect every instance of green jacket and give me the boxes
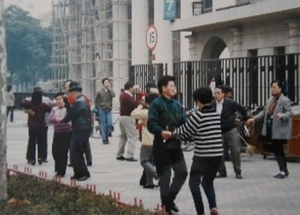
[94,88,115,111]
[147,96,186,147]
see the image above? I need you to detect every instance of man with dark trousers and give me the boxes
[148,75,188,214]
[211,86,248,179]
[64,80,92,167]
[57,82,91,181]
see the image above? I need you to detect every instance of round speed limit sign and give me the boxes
[146,25,157,51]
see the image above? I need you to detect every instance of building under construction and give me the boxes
[51,0,131,100]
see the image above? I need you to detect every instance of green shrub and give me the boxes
[0,174,161,215]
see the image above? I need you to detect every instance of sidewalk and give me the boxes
[6,111,300,215]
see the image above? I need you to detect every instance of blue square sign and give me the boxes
[163,0,176,20]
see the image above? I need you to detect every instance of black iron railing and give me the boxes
[130,54,300,110]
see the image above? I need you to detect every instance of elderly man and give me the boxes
[57,82,92,181]
[211,86,248,179]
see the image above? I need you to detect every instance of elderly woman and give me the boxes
[247,80,292,179]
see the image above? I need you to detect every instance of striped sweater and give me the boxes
[172,105,223,157]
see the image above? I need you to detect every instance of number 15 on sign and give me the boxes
[146,25,157,51]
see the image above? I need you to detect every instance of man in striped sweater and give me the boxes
[163,87,223,215]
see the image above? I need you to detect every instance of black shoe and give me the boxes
[31,160,36,166]
[116,156,126,161]
[139,181,146,186]
[76,175,90,181]
[38,159,42,165]
[103,141,109,144]
[170,202,179,213]
[126,157,138,162]
[143,184,158,189]
[67,163,73,167]
[274,172,286,179]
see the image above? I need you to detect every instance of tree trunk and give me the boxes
[0,0,8,201]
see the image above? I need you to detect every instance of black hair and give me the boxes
[31,90,42,106]
[102,78,109,84]
[69,81,82,92]
[145,82,157,93]
[55,92,70,109]
[55,92,65,98]
[157,75,176,94]
[223,85,233,94]
[33,86,42,92]
[193,87,213,105]
[6,85,12,92]
[271,80,284,89]
[124,82,134,90]
[215,85,225,93]
[145,93,159,105]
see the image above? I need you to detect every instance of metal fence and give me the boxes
[130,54,300,110]
[130,63,166,91]
[174,54,300,110]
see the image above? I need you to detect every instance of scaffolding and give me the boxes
[51,0,132,100]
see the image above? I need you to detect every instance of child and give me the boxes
[49,92,72,177]
[131,93,159,188]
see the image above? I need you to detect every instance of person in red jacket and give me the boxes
[116,82,141,162]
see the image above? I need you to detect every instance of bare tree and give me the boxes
[0,0,8,201]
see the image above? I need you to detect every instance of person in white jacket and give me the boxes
[5,85,15,122]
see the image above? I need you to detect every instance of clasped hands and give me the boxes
[161,130,172,140]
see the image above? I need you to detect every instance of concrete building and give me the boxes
[131,0,300,107]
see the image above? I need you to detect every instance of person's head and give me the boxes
[33,86,42,92]
[271,80,284,96]
[6,85,12,92]
[214,86,225,102]
[157,75,176,98]
[145,93,159,108]
[102,78,110,89]
[223,86,233,98]
[145,82,157,93]
[124,82,134,93]
[193,87,213,108]
[55,92,67,108]
[64,79,72,94]
[31,90,42,106]
[69,81,82,98]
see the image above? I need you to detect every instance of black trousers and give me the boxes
[27,127,46,162]
[6,106,14,122]
[52,131,72,176]
[271,139,288,173]
[26,127,48,161]
[153,141,188,211]
[70,131,91,178]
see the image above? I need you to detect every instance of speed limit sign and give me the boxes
[146,25,157,51]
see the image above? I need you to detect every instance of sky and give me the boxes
[4,0,52,18]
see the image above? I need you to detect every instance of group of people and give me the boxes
[9,74,292,215]
[113,76,292,215]
[19,81,93,181]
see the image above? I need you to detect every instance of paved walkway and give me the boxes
[6,111,300,215]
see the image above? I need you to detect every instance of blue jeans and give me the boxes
[99,108,112,141]
[189,156,222,214]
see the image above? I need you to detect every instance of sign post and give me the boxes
[146,25,157,51]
